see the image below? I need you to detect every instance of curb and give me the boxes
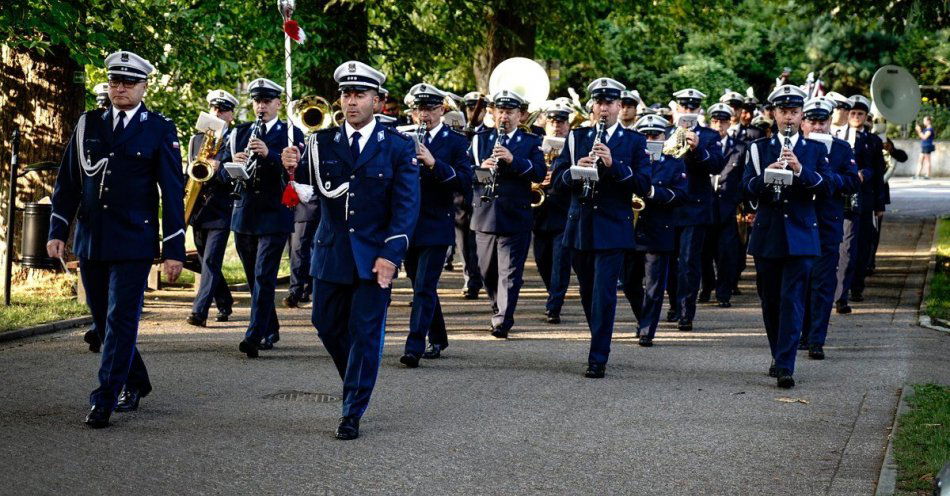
[0,315,93,344]
[874,386,914,496]
[918,218,950,335]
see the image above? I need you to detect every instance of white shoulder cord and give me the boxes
[472,134,480,169]
[749,142,760,210]
[307,133,351,220]
[74,114,110,198]
[569,130,576,166]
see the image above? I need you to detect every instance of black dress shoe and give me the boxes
[638,336,653,347]
[115,388,144,412]
[584,363,606,379]
[258,341,274,351]
[697,293,711,303]
[300,293,311,304]
[717,300,731,308]
[678,319,693,332]
[798,339,810,351]
[238,340,259,358]
[835,301,852,314]
[776,370,795,389]
[546,313,561,324]
[283,294,299,308]
[850,292,864,302]
[84,405,111,429]
[335,416,360,440]
[215,310,232,322]
[83,329,101,353]
[491,326,509,339]
[399,354,420,368]
[186,313,207,327]
[422,343,444,359]
[665,310,679,323]
[462,289,479,300]
[808,345,825,360]
[444,262,454,271]
[768,360,778,378]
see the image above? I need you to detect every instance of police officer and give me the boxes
[664,88,725,331]
[699,103,746,307]
[47,51,185,428]
[454,91,489,299]
[621,114,687,347]
[734,96,765,144]
[551,77,653,378]
[94,82,110,109]
[619,90,641,129]
[719,90,744,133]
[220,78,304,356]
[185,89,238,327]
[826,91,852,139]
[841,94,886,306]
[799,96,860,359]
[281,61,419,440]
[399,83,472,367]
[742,84,829,389]
[469,89,547,338]
[532,101,573,324]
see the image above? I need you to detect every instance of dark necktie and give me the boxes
[784,135,792,150]
[114,110,127,136]
[423,131,431,147]
[498,132,509,148]
[350,131,362,161]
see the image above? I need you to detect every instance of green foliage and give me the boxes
[893,384,950,494]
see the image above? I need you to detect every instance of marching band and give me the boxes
[47,49,893,437]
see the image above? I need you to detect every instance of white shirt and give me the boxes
[344,118,376,154]
[427,123,443,143]
[779,132,800,150]
[263,116,280,135]
[112,102,141,130]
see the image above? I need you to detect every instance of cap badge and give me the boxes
[784,87,790,94]
[348,63,356,73]
[601,80,607,86]
[121,53,129,62]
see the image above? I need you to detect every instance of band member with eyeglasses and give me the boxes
[185,89,238,328]
[798,96,860,360]
[282,61,419,440]
[399,83,472,366]
[742,84,830,389]
[621,114,687,347]
[699,103,747,308]
[551,77,653,378]
[532,101,573,324]
[664,88,725,331]
[47,51,185,428]
[469,89,547,339]
[219,78,305,357]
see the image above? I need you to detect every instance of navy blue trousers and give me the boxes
[754,256,815,374]
[455,206,482,292]
[533,229,571,316]
[835,216,862,304]
[667,225,706,320]
[850,210,876,297]
[701,218,740,303]
[476,230,532,332]
[803,244,840,347]
[80,258,152,409]
[312,277,391,419]
[234,232,286,345]
[288,220,317,300]
[622,250,670,339]
[404,245,450,357]
[572,249,624,365]
[191,227,233,319]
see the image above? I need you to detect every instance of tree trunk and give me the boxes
[0,45,85,292]
[303,1,368,98]
[473,6,537,93]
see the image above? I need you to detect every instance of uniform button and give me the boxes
[349,210,355,215]
[349,193,355,198]
[348,228,355,233]
[378,173,383,178]
[144,220,149,224]
[136,152,141,157]
[104,187,109,192]
[109,152,115,157]
[350,175,355,179]
[593,205,598,209]
[102,205,109,209]
[783,199,788,203]
[106,170,112,175]
[784,214,788,218]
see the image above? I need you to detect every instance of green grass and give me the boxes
[0,273,88,333]
[894,384,950,495]
[927,218,950,322]
[173,230,292,286]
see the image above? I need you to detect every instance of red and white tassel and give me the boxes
[283,20,306,44]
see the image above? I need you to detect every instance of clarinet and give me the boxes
[231,112,266,199]
[580,115,606,204]
[773,123,793,202]
[481,121,507,203]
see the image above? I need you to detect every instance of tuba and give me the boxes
[870,65,920,125]
[184,112,227,223]
[289,95,335,134]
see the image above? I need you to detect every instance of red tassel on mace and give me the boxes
[283,20,306,44]
[282,173,300,208]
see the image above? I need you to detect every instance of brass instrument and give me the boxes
[184,112,227,223]
[663,126,691,158]
[631,195,645,212]
[530,183,545,208]
[290,95,335,133]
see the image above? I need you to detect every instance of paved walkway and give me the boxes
[1,181,948,495]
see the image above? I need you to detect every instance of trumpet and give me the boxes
[580,115,606,204]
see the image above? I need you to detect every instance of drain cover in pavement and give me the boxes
[263,391,341,403]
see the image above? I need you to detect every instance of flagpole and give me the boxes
[285,31,293,150]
